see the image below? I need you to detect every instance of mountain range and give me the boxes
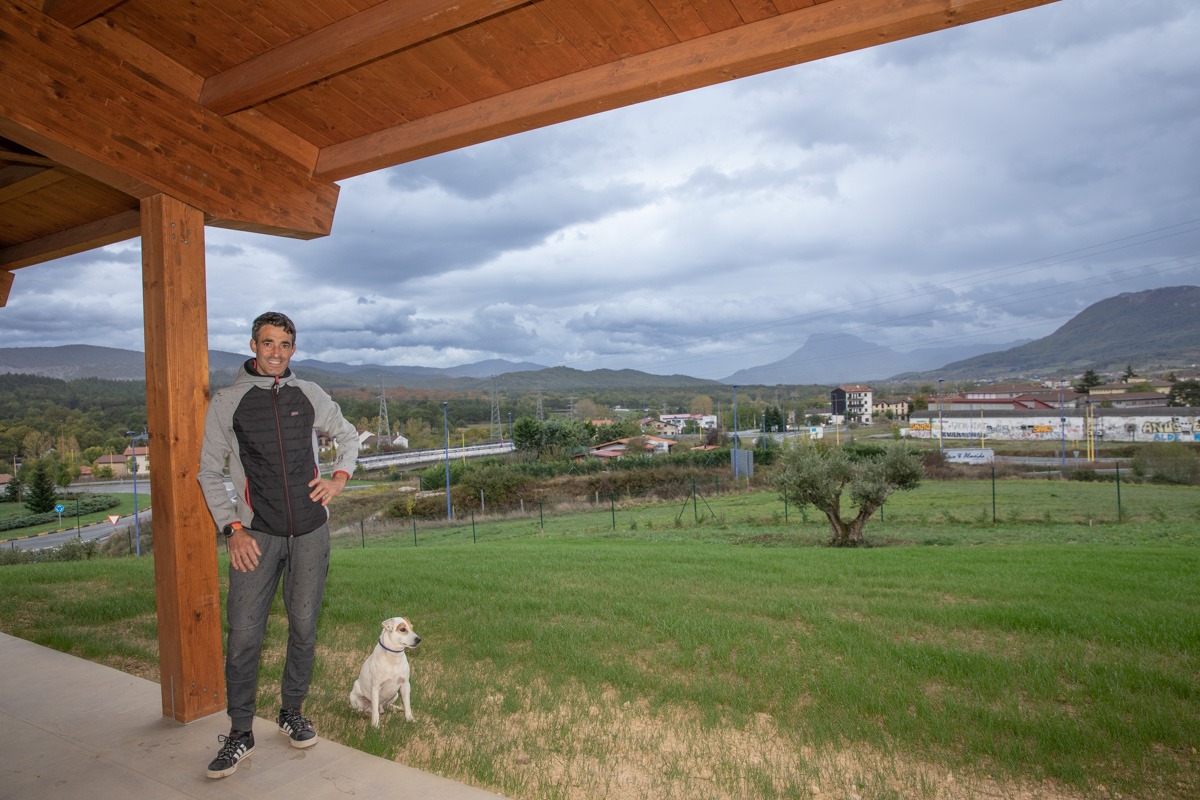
[720,334,1025,385]
[920,285,1200,379]
[2,286,1198,389]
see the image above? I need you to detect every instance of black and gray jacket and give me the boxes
[198,359,359,537]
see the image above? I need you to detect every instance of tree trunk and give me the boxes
[825,508,852,546]
[827,502,880,547]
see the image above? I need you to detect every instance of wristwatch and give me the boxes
[222,522,243,538]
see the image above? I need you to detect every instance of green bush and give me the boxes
[0,537,98,565]
[0,494,120,532]
[1135,443,1200,486]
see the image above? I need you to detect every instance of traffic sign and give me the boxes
[54,504,64,513]
[108,515,120,525]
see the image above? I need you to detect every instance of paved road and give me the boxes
[6,508,153,553]
[7,480,152,553]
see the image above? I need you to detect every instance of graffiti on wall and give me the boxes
[906,413,1200,443]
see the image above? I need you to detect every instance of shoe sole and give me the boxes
[206,746,253,778]
[279,726,319,749]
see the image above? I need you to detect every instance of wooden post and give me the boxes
[140,194,224,723]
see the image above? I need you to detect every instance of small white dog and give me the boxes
[349,616,421,727]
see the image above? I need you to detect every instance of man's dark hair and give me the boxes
[252,311,296,343]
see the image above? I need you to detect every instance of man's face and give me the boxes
[250,324,295,378]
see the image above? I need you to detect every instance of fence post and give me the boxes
[1116,463,1122,523]
[693,477,699,523]
[611,492,616,530]
[472,511,477,543]
[360,519,365,548]
[539,500,544,530]
[412,518,417,547]
[991,463,997,524]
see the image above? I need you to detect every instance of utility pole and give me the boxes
[490,384,502,440]
[377,384,389,452]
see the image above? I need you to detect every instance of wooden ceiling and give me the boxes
[0,0,1058,298]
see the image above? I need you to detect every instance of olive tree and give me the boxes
[772,442,923,547]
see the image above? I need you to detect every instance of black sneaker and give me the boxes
[277,707,318,748]
[206,730,254,778]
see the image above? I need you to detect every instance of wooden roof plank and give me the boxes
[531,0,620,68]
[317,0,1059,180]
[645,0,717,41]
[0,208,140,270]
[728,0,784,24]
[0,267,12,307]
[689,0,750,32]
[201,0,532,116]
[0,165,67,203]
[0,1,339,238]
[41,0,128,29]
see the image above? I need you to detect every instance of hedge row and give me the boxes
[0,494,120,532]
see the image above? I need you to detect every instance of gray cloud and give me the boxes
[3,0,1198,380]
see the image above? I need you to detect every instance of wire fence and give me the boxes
[330,469,1200,550]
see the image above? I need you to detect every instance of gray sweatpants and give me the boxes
[224,524,330,732]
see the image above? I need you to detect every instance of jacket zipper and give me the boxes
[271,377,295,537]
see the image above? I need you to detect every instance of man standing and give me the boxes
[198,311,359,779]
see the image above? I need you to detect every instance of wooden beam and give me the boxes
[0,269,12,307]
[140,193,224,724]
[41,0,129,29]
[200,0,530,116]
[0,148,58,168]
[318,0,1058,180]
[0,164,68,203]
[0,2,339,238]
[0,209,139,270]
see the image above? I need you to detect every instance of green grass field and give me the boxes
[1,479,1198,800]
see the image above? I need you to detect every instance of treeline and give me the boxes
[0,374,148,468]
[0,372,833,473]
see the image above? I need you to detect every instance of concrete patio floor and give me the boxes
[0,632,504,800]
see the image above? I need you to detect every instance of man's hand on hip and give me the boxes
[308,472,348,506]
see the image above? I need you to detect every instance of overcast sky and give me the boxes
[4,0,1198,381]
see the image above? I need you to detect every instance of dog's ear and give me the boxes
[381,619,395,632]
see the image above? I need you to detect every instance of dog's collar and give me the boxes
[377,637,405,654]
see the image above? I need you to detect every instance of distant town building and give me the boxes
[585,436,675,459]
[94,453,131,477]
[1101,392,1170,409]
[962,383,1048,400]
[640,418,674,437]
[830,385,873,425]
[94,446,151,476]
[872,395,912,421]
[659,413,717,433]
[1090,380,1172,396]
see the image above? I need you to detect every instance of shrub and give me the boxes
[1135,443,1200,486]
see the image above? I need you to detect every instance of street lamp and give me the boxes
[442,402,451,520]
[1059,382,1066,471]
[125,429,147,556]
[936,379,945,454]
[732,385,740,480]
